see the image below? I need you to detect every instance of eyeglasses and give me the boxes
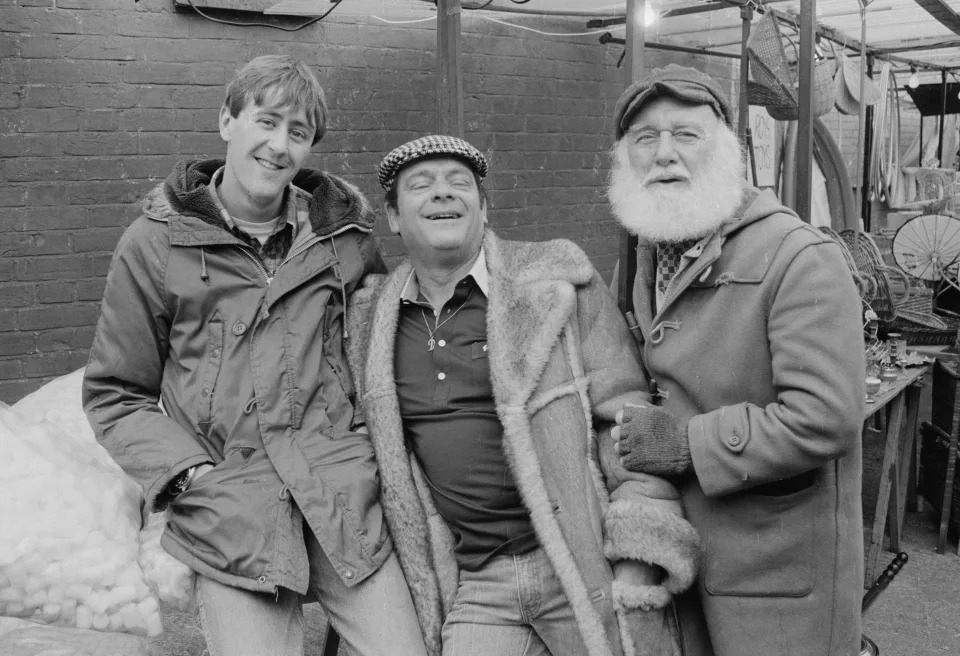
[628,128,706,149]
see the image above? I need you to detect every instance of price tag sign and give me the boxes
[748,106,776,188]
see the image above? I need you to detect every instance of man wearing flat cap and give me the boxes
[606,63,865,655]
[342,135,701,656]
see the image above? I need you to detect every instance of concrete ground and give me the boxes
[860,406,960,656]
[860,510,960,656]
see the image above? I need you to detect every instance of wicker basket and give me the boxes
[819,226,876,304]
[746,11,835,119]
[884,312,960,345]
[840,230,908,321]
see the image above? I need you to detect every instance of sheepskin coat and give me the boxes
[345,229,700,656]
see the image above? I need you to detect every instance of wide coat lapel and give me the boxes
[484,232,617,656]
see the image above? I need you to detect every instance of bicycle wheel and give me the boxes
[891,213,960,282]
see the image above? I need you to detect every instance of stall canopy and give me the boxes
[264,0,960,88]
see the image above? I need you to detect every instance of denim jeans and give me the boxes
[441,546,588,656]
[196,539,426,656]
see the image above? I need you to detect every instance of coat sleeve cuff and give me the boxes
[603,497,700,607]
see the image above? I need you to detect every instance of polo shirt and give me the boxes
[394,251,538,571]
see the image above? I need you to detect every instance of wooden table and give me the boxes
[862,363,930,585]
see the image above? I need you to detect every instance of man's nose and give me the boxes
[654,131,678,163]
[267,127,289,154]
[432,178,454,199]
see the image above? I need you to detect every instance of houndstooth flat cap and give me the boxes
[378,135,488,189]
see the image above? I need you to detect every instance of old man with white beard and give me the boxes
[606,64,866,656]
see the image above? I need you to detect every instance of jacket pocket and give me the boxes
[703,483,819,597]
[195,314,224,436]
[166,446,289,581]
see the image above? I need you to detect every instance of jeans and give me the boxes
[441,546,588,656]
[196,541,426,656]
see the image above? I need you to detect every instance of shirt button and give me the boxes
[212,348,221,358]
[201,388,209,397]
[232,322,247,336]
[729,434,741,446]
[437,372,446,380]
[344,569,355,580]
[438,340,446,347]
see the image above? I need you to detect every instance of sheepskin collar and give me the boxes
[481,229,594,406]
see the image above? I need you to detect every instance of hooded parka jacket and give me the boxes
[83,159,390,595]
[344,230,701,656]
[630,188,865,656]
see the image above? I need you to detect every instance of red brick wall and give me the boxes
[0,0,737,402]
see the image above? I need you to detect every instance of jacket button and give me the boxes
[344,569,355,580]
[212,348,220,358]
[729,434,741,446]
[201,388,209,397]
[232,322,247,336]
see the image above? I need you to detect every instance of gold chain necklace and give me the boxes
[420,288,474,351]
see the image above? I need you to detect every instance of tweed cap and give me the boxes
[613,63,734,139]
[378,135,488,189]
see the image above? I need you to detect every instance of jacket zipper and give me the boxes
[240,225,356,286]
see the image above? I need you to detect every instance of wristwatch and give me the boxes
[166,466,198,498]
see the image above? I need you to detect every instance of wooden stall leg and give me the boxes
[867,392,906,584]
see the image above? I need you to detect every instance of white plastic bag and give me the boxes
[0,369,196,636]
[11,369,196,614]
[0,409,162,636]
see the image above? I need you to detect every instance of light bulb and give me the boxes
[908,70,919,89]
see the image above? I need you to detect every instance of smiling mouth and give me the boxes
[256,158,285,171]
[425,212,461,220]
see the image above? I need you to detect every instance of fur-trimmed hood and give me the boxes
[140,158,376,238]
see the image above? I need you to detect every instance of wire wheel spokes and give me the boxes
[892,213,960,282]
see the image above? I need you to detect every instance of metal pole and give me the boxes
[794,0,816,222]
[854,3,868,235]
[738,4,752,146]
[617,0,645,315]
[861,55,875,232]
[939,70,947,166]
[437,0,463,137]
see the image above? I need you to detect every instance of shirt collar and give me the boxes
[400,247,489,303]
[208,166,298,232]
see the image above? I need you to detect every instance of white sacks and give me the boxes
[0,369,195,637]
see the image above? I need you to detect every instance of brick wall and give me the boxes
[0,0,737,402]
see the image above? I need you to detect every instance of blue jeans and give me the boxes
[441,546,588,656]
[196,542,426,656]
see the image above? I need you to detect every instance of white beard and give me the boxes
[607,124,747,243]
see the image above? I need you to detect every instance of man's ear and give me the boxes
[385,204,402,235]
[218,106,233,143]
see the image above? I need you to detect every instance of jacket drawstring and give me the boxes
[200,247,210,285]
[330,239,348,340]
[243,397,257,415]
